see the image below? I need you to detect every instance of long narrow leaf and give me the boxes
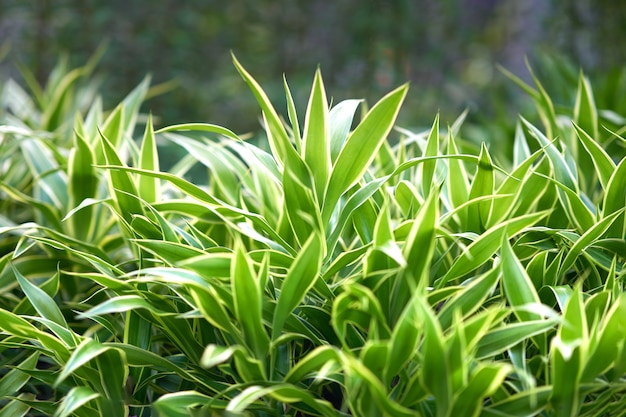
[232,242,270,359]
[421,114,439,196]
[573,123,615,191]
[302,69,331,202]
[329,99,362,162]
[137,114,159,203]
[13,264,67,328]
[232,54,295,166]
[438,211,550,287]
[323,84,408,223]
[272,232,323,340]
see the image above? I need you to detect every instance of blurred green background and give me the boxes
[1,0,626,135]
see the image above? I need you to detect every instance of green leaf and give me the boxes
[68,129,98,240]
[445,129,469,224]
[14,60,45,109]
[558,209,624,277]
[0,352,39,398]
[177,253,232,279]
[511,60,559,138]
[99,131,144,223]
[446,315,467,394]
[489,147,544,227]
[136,267,240,337]
[482,386,551,417]
[96,165,295,255]
[550,338,582,417]
[366,202,405,271]
[200,344,241,369]
[163,133,245,205]
[264,385,339,417]
[26,234,122,278]
[283,76,302,150]
[501,237,541,322]
[438,211,550,287]
[421,114,439,196]
[449,363,511,417]
[108,342,203,387]
[384,294,420,385]
[272,232,323,340]
[603,157,626,238]
[501,236,547,353]
[329,99,362,163]
[437,268,500,330]
[226,384,337,417]
[124,307,151,354]
[97,104,124,161]
[76,295,167,318]
[573,123,615,191]
[95,348,128,417]
[476,319,558,359]
[120,75,150,136]
[302,69,331,202]
[352,197,378,247]
[231,348,266,383]
[513,121,531,167]
[26,317,78,354]
[227,137,282,184]
[331,284,389,348]
[19,138,69,211]
[467,143,494,233]
[0,394,33,417]
[0,308,69,360]
[323,83,408,223]
[402,187,439,287]
[559,288,587,346]
[232,54,295,166]
[133,239,205,265]
[13,264,67,328]
[40,66,84,131]
[535,171,595,233]
[540,284,573,312]
[153,391,213,417]
[54,338,109,387]
[417,298,451,417]
[522,117,577,191]
[284,345,341,384]
[582,293,626,382]
[324,175,389,257]
[155,122,239,141]
[340,354,415,417]
[282,156,323,246]
[573,71,598,139]
[390,188,439,319]
[53,386,100,417]
[232,242,270,359]
[137,114,159,203]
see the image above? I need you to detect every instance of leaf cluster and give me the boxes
[0,54,625,417]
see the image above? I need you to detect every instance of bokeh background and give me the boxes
[1,0,626,136]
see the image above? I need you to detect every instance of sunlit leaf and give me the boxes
[232,242,270,359]
[272,232,323,340]
[438,211,550,287]
[53,386,100,417]
[323,84,408,223]
[302,69,330,202]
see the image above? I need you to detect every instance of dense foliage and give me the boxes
[0,55,625,416]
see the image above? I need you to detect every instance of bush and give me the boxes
[0,55,625,417]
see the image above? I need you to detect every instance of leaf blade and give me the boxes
[323,84,408,222]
